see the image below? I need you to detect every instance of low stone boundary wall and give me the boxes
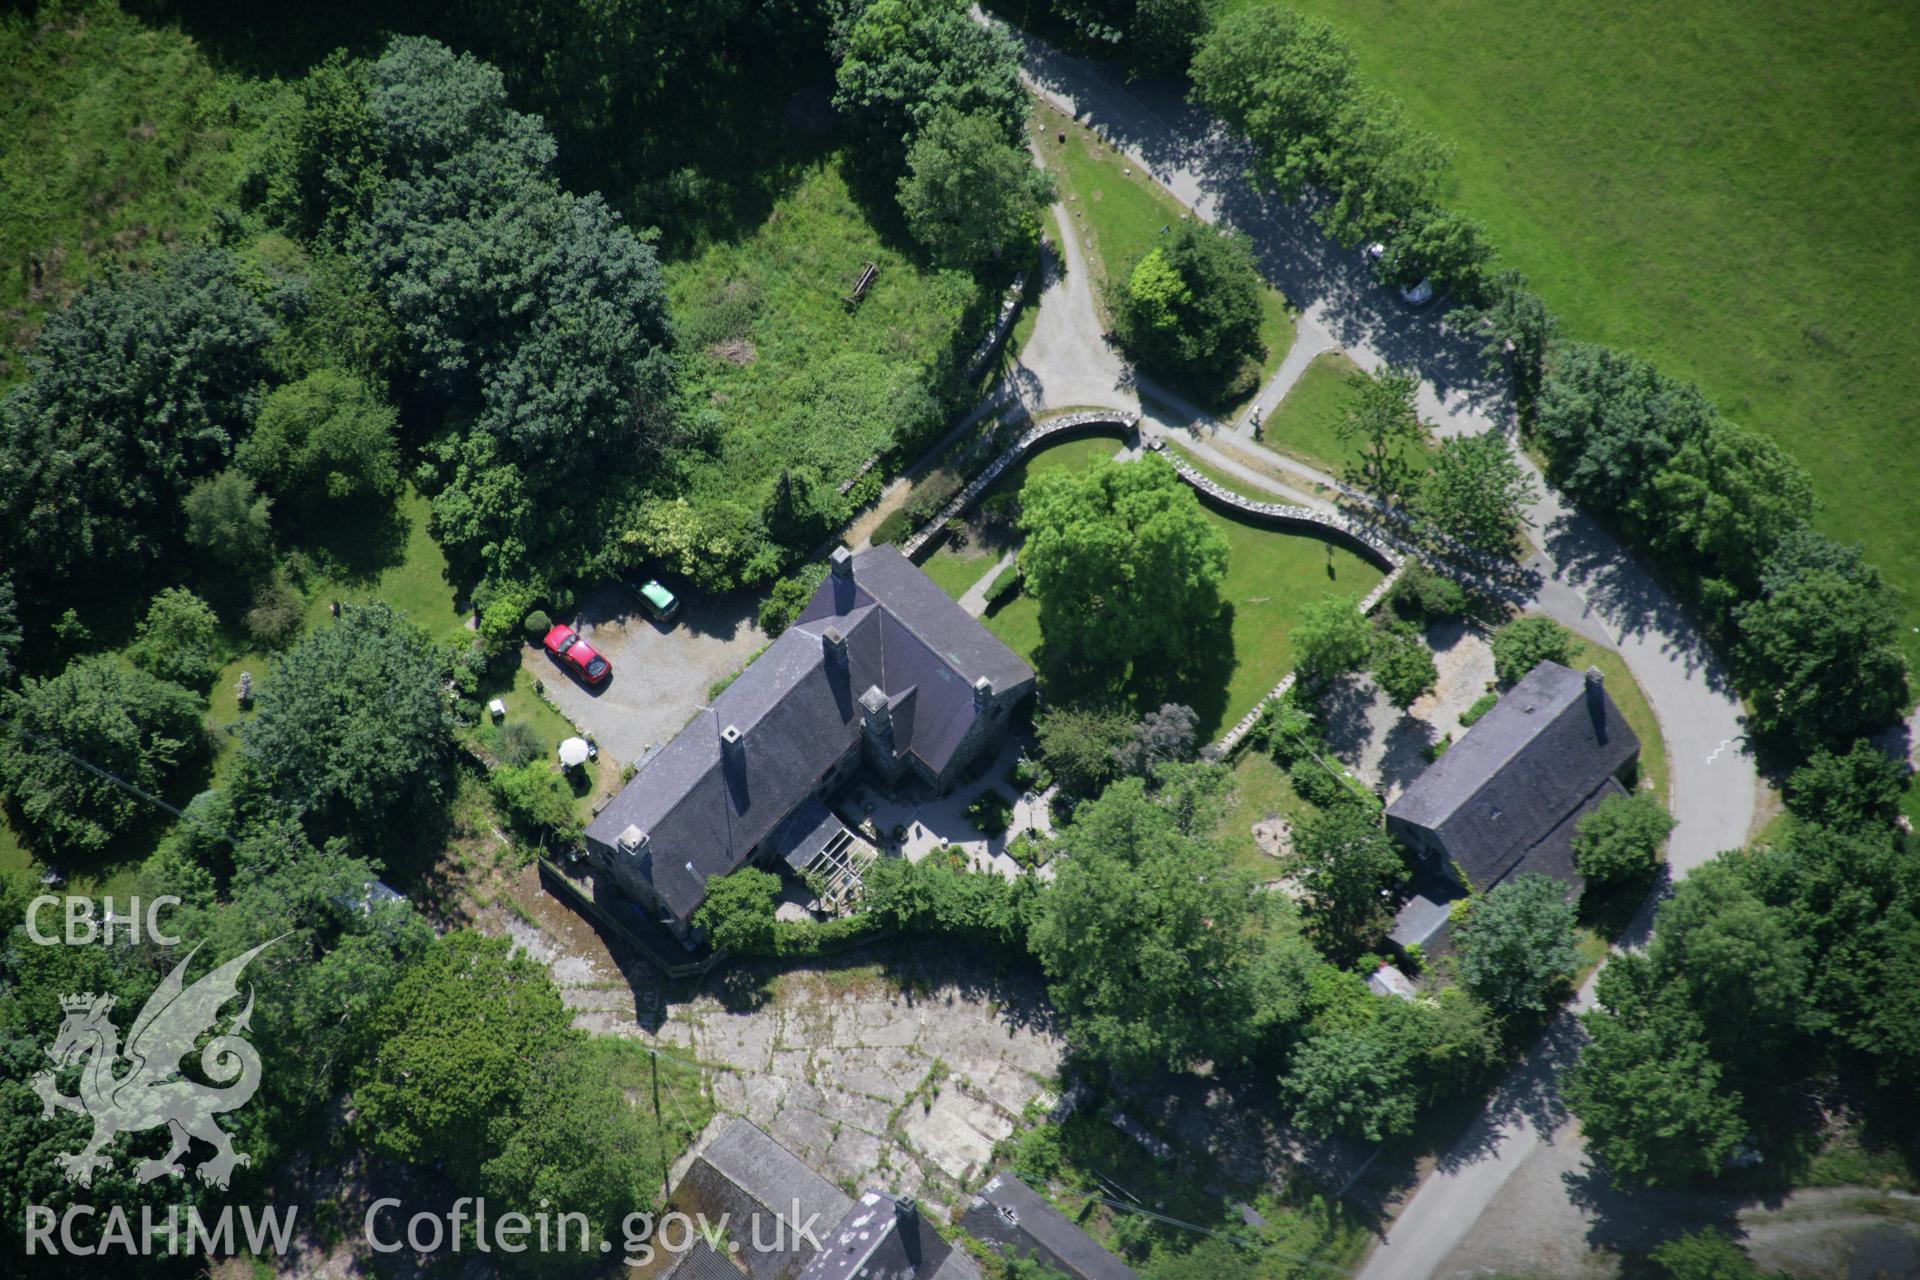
[963,271,1029,382]
[901,410,1139,558]
[1147,439,1403,573]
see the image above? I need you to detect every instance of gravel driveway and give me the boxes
[523,583,766,769]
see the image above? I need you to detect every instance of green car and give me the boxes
[624,573,680,622]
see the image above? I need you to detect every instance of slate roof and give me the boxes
[1386,660,1638,892]
[797,1191,973,1280]
[588,546,1034,923]
[663,1240,749,1280]
[674,1119,852,1280]
[959,1172,1139,1280]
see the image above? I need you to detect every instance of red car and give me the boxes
[542,624,611,685]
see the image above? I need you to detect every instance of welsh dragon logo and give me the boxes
[31,939,278,1190]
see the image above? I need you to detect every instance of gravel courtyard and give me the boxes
[493,864,1065,1213]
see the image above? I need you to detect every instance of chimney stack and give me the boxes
[830,546,854,579]
[895,1197,921,1264]
[720,723,744,761]
[973,674,994,711]
[823,626,847,665]
[617,826,649,857]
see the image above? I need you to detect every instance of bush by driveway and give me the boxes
[522,583,766,769]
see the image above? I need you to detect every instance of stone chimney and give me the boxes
[616,825,649,857]
[859,685,891,733]
[830,546,854,579]
[973,674,993,711]
[895,1197,921,1265]
[720,723,744,763]
[822,626,847,666]
[1584,665,1608,739]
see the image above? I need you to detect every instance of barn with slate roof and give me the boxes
[584,544,1035,934]
[1385,660,1640,951]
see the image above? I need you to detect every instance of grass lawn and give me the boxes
[1031,98,1293,415]
[666,159,986,513]
[1212,750,1315,879]
[1262,351,1432,484]
[1261,0,1920,665]
[0,1,279,382]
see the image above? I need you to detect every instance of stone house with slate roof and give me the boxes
[585,544,1035,935]
[1385,660,1640,953]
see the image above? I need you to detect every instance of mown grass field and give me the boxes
[1257,0,1920,663]
[1031,98,1293,413]
[0,1,276,381]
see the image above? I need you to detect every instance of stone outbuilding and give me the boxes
[1385,660,1640,952]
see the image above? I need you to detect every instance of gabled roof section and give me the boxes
[960,1172,1138,1280]
[675,1119,852,1280]
[799,1191,961,1280]
[1386,660,1639,890]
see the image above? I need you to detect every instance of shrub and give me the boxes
[902,469,963,526]
[1572,791,1673,886]
[491,760,580,841]
[694,867,781,955]
[245,571,306,648]
[1490,615,1575,686]
[472,579,541,653]
[965,788,1014,836]
[984,563,1020,607]
[1388,560,1468,621]
[494,720,541,768]
[758,562,828,637]
[523,609,552,639]
[130,588,223,688]
[943,516,969,547]
[1371,623,1438,710]
[871,507,914,546]
[1459,690,1500,728]
[1290,755,1363,810]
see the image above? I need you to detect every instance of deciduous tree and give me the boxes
[240,369,402,512]
[130,588,224,690]
[1565,955,1745,1186]
[899,109,1051,268]
[1418,432,1538,554]
[1294,805,1402,960]
[1571,791,1673,886]
[1018,455,1228,679]
[1489,615,1574,686]
[237,603,454,845]
[1292,595,1371,686]
[0,658,203,858]
[1453,873,1579,1015]
[0,249,271,591]
[1113,223,1265,395]
[1336,366,1424,501]
[1032,779,1270,1072]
